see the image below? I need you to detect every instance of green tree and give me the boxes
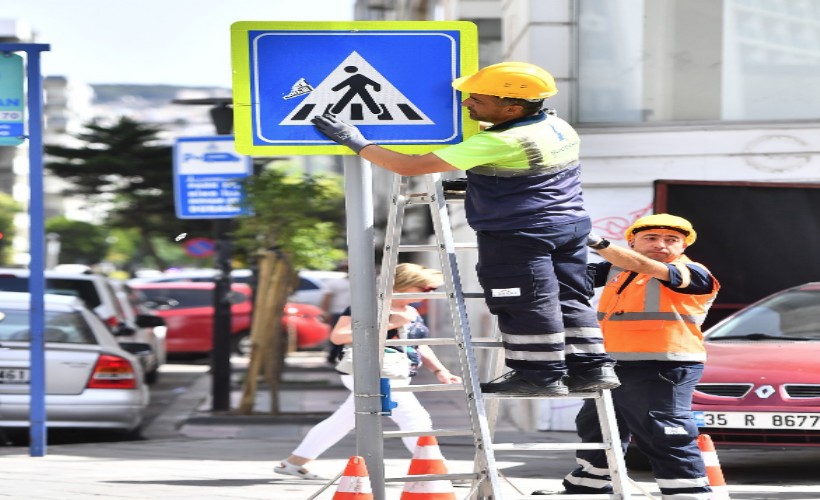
[234,164,346,414]
[233,163,346,270]
[0,192,21,265]
[45,216,109,265]
[44,117,211,270]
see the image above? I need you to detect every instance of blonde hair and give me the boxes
[393,263,443,291]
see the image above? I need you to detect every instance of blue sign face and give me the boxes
[231,21,479,156]
[173,136,253,220]
[0,54,25,147]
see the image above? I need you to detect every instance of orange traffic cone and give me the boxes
[333,456,374,500]
[697,434,730,500]
[400,436,457,500]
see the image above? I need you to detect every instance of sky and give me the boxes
[0,0,356,88]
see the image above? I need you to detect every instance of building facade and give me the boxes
[353,0,820,430]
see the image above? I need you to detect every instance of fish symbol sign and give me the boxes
[231,20,479,156]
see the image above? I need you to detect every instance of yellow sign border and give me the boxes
[230,20,479,156]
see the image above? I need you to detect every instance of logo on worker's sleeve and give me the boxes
[280,51,433,126]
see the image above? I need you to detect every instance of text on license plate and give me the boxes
[694,411,820,430]
[0,368,30,384]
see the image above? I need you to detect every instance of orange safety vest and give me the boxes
[597,256,719,362]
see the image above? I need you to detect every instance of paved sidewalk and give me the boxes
[9,352,783,500]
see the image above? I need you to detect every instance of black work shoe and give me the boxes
[480,371,569,396]
[565,364,621,392]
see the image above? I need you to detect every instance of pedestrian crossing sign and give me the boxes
[230,21,479,156]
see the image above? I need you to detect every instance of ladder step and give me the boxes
[390,291,449,300]
[386,338,457,347]
[492,442,609,452]
[385,472,480,483]
[388,291,483,300]
[383,428,474,439]
[398,243,477,252]
[404,194,435,205]
[511,495,623,499]
[482,392,599,400]
[471,338,503,347]
[391,383,465,393]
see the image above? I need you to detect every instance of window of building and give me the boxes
[577,0,820,123]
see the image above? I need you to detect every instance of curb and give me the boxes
[142,371,212,440]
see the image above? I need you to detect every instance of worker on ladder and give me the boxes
[537,214,719,498]
[313,61,619,396]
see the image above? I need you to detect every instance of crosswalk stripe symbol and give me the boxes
[280,51,433,126]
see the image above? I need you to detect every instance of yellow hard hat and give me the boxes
[452,62,558,100]
[625,214,697,246]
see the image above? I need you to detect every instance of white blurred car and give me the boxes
[129,268,330,308]
[0,292,149,432]
[109,280,167,384]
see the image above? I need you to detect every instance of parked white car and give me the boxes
[0,292,150,433]
[109,280,167,384]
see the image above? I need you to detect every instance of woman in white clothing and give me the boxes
[274,263,462,479]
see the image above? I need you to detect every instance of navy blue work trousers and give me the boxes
[475,218,612,382]
[563,362,711,498]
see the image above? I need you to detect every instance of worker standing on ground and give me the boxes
[534,214,718,498]
[312,62,618,396]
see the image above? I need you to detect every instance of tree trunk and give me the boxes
[237,249,294,415]
[139,229,167,270]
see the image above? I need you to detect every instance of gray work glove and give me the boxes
[311,114,373,154]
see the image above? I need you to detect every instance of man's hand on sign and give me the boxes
[311,114,373,154]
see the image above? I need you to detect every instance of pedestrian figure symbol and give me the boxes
[330,66,382,115]
[280,51,433,126]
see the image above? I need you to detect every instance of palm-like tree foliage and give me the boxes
[44,117,211,268]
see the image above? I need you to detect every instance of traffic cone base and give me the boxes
[401,436,456,500]
[697,434,730,500]
[333,456,374,500]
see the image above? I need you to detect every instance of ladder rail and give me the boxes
[376,175,409,362]
[423,173,505,498]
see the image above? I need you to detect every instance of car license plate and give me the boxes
[694,411,820,430]
[0,368,30,384]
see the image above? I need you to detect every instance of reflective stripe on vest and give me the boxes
[597,257,719,362]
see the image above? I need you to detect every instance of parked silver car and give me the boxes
[0,292,149,432]
[0,267,165,384]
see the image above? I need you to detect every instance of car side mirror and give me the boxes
[113,324,137,337]
[144,297,178,310]
[225,291,246,305]
[136,314,165,328]
[118,341,154,357]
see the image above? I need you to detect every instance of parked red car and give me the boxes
[129,282,329,355]
[693,282,820,447]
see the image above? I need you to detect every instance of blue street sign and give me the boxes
[231,21,479,156]
[0,53,25,146]
[173,136,253,219]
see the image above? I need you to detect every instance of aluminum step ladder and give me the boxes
[377,173,633,500]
